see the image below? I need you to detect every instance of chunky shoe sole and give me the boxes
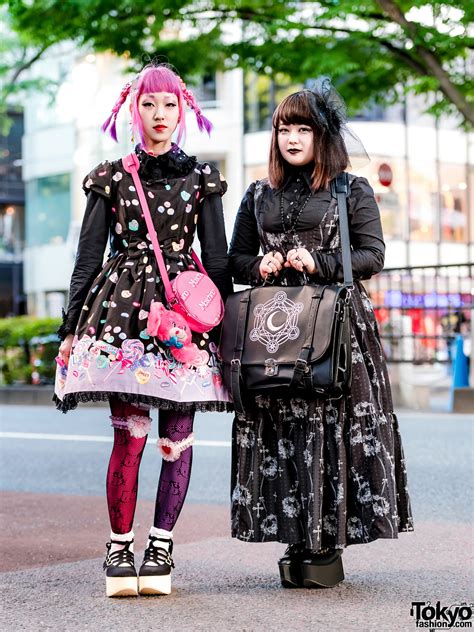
[278,562,303,588]
[138,574,171,595]
[301,555,344,588]
[106,575,138,597]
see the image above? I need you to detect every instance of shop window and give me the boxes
[439,162,469,243]
[25,174,71,247]
[470,164,474,244]
[244,72,301,133]
[0,204,25,256]
[408,161,437,242]
[360,158,407,240]
[188,74,217,106]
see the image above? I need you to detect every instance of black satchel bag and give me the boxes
[219,173,353,414]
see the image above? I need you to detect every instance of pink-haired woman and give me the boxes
[54,63,232,598]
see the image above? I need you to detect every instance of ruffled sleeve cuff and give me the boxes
[57,308,77,341]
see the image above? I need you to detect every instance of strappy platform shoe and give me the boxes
[278,543,306,588]
[138,536,175,595]
[103,539,138,597]
[301,549,344,588]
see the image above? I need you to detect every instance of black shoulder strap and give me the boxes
[330,173,353,289]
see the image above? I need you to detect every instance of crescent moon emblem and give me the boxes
[266,311,285,332]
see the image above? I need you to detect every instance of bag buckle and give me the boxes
[295,358,310,374]
[264,358,278,376]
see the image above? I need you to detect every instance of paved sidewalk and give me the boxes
[1,492,472,632]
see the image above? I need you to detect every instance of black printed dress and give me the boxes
[228,167,413,549]
[54,144,233,413]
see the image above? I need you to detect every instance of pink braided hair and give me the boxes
[179,78,213,136]
[102,65,213,144]
[102,82,132,142]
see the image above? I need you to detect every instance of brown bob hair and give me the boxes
[268,90,349,191]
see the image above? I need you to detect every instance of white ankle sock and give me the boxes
[110,529,134,554]
[149,526,173,542]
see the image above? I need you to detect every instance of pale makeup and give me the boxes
[138,92,180,155]
[277,122,314,166]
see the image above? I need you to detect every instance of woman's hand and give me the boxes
[58,334,74,367]
[284,248,316,274]
[259,250,285,280]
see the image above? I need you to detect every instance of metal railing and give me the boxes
[364,263,473,364]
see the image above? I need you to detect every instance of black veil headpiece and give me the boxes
[306,77,370,170]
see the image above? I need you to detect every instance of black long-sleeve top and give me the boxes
[229,169,385,286]
[59,147,232,339]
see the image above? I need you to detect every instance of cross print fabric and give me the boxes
[229,171,413,548]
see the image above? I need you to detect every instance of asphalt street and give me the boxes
[0,405,473,631]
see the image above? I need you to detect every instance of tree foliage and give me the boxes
[0,5,58,133]
[2,0,473,126]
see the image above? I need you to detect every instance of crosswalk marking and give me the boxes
[0,431,231,447]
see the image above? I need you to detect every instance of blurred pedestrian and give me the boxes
[228,81,413,589]
[55,63,232,597]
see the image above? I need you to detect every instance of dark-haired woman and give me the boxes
[228,83,413,588]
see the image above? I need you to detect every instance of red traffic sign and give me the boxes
[378,163,393,187]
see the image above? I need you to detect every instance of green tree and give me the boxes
[0,4,56,133]
[3,0,473,126]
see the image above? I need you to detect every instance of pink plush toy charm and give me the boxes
[147,302,209,368]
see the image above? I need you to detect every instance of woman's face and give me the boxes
[277,122,314,167]
[138,91,180,153]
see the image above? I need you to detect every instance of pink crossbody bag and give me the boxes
[122,153,224,334]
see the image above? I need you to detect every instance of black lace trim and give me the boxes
[53,390,234,414]
[136,143,197,181]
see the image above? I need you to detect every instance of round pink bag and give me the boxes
[171,268,224,333]
[122,153,224,333]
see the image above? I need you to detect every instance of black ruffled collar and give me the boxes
[136,143,198,182]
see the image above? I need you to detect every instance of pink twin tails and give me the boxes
[178,78,213,136]
[102,71,213,142]
[102,82,132,143]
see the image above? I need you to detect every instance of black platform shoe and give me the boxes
[103,540,138,597]
[278,544,306,588]
[138,536,175,595]
[301,549,344,588]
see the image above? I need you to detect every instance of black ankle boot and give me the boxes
[138,536,175,595]
[277,543,306,588]
[103,540,138,597]
[301,548,344,588]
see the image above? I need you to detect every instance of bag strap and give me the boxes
[122,152,207,306]
[289,287,324,389]
[330,173,353,289]
[230,290,251,415]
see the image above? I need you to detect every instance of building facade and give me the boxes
[21,52,473,320]
[0,111,25,317]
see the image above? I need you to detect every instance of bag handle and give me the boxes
[331,173,353,289]
[122,152,207,305]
